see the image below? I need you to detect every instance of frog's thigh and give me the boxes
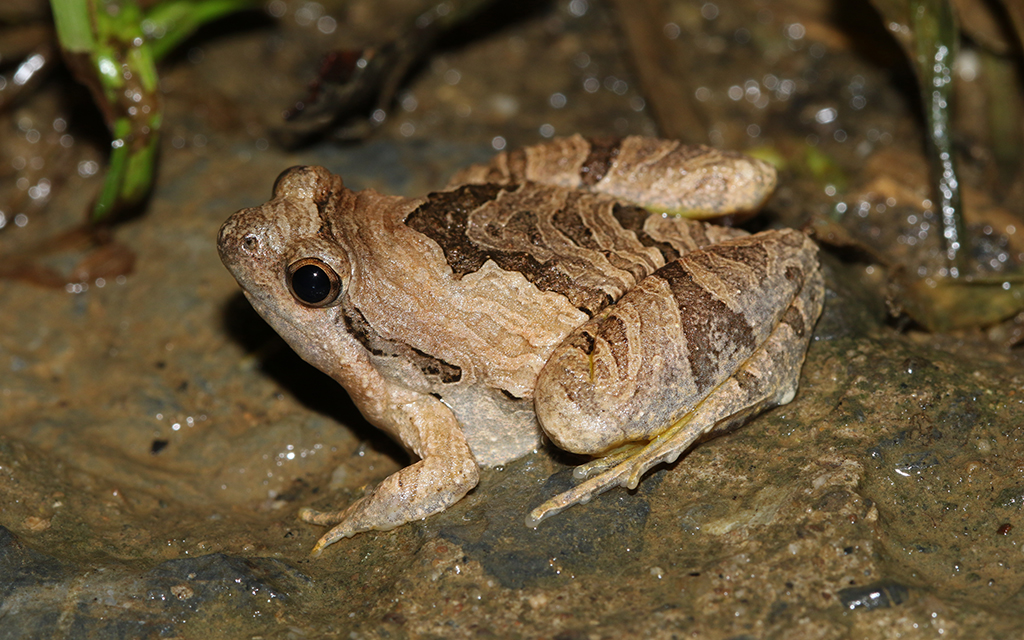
[529,246,823,525]
[535,228,818,455]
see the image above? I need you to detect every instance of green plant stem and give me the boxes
[49,0,257,223]
[50,0,95,52]
[146,0,259,60]
[912,0,967,277]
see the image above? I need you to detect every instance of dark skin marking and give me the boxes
[314,194,333,218]
[408,183,753,321]
[491,209,545,248]
[595,314,631,377]
[339,302,387,357]
[733,369,762,393]
[602,249,653,284]
[707,242,770,281]
[580,137,622,186]
[552,204,600,250]
[407,185,615,316]
[684,241,770,289]
[405,183,511,277]
[780,305,806,338]
[656,260,756,394]
[609,202,647,231]
[611,203,680,262]
[341,300,462,383]
[682,221,711,249]
[410,346,463,383]
[495,252,607,315]
[569,331,596,356]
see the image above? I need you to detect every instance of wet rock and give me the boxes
[893,450,941,476]
[900,356,936,375]
[436,456,655,589]
[837,582,910,611]
[0,526,310,640]
[994,487,1024,509]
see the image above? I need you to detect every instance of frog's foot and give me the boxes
[526,413,708,528]
[299,501,370,557]
[527,269,822,528]
[571,443,643,479]
[300,450,479,557]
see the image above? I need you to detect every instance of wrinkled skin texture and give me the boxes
[217,135,824,555]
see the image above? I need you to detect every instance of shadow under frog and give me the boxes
[221,291,408,465]
[434,454,662,590]
[217,135,825,555]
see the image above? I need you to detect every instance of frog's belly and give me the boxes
[440,384,542,467]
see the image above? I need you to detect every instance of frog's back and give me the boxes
[404,181,746,318]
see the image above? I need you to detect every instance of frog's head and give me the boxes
[217,165,358,373]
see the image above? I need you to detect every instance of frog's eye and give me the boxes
[286,258,342,307]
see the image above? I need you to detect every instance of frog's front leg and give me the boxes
[529,228,824,525]
[300,391,478,555]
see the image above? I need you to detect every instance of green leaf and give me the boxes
[50,0,96,53]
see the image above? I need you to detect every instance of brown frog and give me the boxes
[217,135,825,555]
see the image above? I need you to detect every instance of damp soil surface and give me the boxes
[3,1,1024,638]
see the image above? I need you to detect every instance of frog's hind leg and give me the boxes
[528,248,823,527]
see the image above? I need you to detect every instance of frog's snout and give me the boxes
[217,215,239,260]
[217,212,263,270]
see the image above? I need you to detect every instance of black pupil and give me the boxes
[292,264,332,303]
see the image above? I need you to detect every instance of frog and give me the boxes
[217,135,825,555]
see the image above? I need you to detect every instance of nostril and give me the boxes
[243,234,259,251]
